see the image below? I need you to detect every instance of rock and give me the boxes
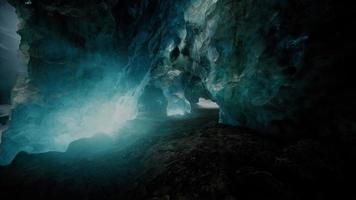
[0,115,355,199]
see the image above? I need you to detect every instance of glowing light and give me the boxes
[54,71,150,148]
[167,108,187,116]
[197,98,219,109]
[54,94,137,145]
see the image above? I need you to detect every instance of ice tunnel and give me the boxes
[0,0,355,199]
[0,0,354,169]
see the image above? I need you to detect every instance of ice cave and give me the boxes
[0,0,355,199]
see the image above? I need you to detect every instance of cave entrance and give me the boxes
[196,97,219,109]
[0,0,27,103]
[0,1,25,103]
[0,0,27,143]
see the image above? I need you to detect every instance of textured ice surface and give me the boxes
[2,0,350,164]
[0,0,151,165]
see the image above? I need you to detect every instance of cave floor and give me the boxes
[0,108,355,200]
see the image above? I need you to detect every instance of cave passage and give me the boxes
[0,0,355,199]
[0,0,228,165]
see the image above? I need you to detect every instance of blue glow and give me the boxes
[166,92,191,117]
[0,51,151,165]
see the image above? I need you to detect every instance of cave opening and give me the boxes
[0,0,26,145]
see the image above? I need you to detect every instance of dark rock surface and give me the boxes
[0,109,355,200]
[132,127,355,200]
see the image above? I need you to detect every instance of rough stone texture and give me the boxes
[0,109,354,199]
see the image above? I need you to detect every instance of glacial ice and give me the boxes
[1,0,337,165]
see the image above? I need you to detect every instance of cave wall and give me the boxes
[125,0,355,136]
[1,0,355,163]
[1,0,130,164]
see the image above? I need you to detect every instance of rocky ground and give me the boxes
[133,126,355,200]
[0,108,355,200]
